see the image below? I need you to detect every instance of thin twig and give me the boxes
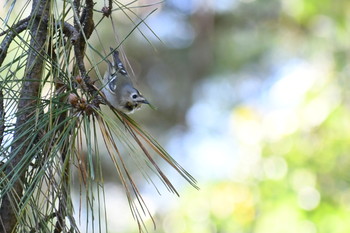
[0,16,79,68]
[82,0,94,37]
[73,44,87,79]
[58,21,79,43]
[72,0,94,82]
[0,16,30,37]
[0,21,29,66]
[73,0,81,26]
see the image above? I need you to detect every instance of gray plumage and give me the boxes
[102,50,148,113]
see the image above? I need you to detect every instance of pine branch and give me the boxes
[73,0,94,83]
[0,17,79,68]
[58,21,79,44]
[0,16,30,37]
[0,19,29,66]
[0,0,51,232]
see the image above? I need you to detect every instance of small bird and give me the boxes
[102,49,149,113]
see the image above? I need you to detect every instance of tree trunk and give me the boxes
[0,0,51,232]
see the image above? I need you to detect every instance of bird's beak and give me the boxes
[139,99,149,104]
[138,97,157,110]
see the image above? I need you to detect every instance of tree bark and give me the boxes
[0,0,51,232]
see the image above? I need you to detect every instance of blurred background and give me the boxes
[3,0,350,232]
[100,0,350,232]
[87,0,350,232]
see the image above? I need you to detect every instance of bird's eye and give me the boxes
[132,94,138,99]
